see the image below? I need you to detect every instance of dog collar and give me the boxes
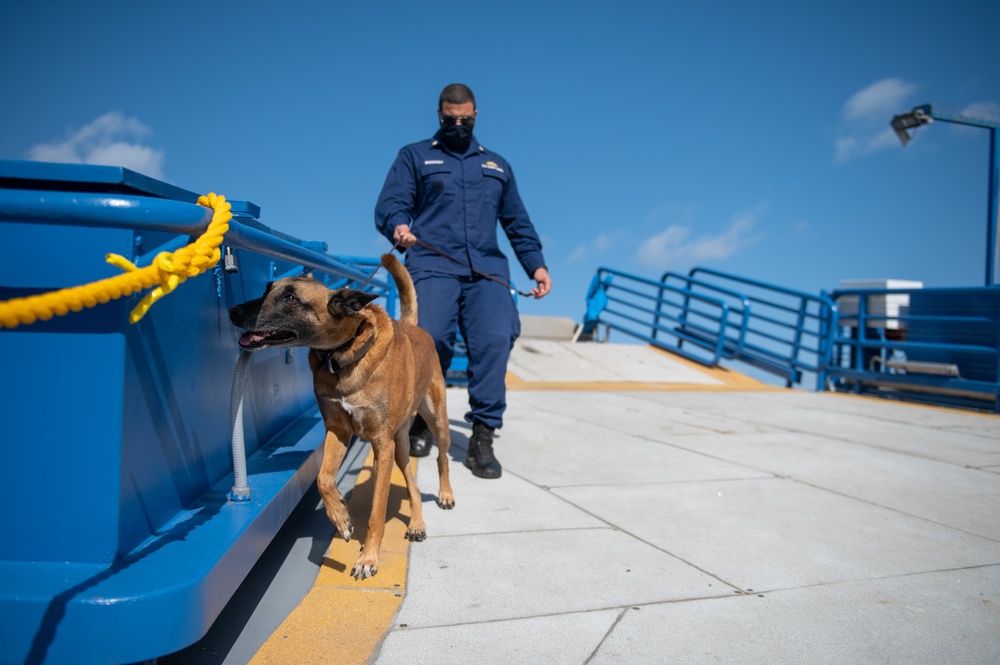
[316,332,376,374]
[317,350,339,374]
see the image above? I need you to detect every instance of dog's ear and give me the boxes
[328,289,379,318]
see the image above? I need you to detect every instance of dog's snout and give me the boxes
[229,298,262,329]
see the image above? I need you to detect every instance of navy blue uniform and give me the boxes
[375,131,546,428]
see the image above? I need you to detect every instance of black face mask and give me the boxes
[440,122,474,153]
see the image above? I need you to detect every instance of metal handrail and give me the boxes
[0,189,395,297]
[582,262,997,410]
[659,271,751,358]
[687,267,837,383]
[824,286,1000,411]
[582,265,838,386]
[583,267,732,366]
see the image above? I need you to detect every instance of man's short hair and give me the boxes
[439,83,476,110]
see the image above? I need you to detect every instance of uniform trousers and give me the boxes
[411,272,521,430]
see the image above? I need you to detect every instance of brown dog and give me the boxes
[229,253,454,580]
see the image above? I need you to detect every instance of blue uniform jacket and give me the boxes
[375,131,546,282]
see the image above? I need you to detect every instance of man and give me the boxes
[375,83,551,479]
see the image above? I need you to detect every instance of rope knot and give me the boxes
[0,192,233,329]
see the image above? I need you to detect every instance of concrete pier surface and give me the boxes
[168,339,1000,665]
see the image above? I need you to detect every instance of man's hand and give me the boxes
[393,224,417,249]
[530,267,551,299]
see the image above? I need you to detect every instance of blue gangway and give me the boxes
[824,285,1000,411]
[582,266,836,387]
[583,265,999,411]
[0,159,397,664]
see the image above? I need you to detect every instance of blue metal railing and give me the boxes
[824,286,1000,411]
[582,266,836,386]
[0,187,397,302]
[684,268,837,386]
[582,263,999,410]
[658,271,752,359]
[582,267,732,367]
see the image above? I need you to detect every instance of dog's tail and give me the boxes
[380,253,418,326]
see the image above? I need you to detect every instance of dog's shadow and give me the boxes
[352,462,413,528]
[317,421,476,569]
[163,431,443,664]
[415,419,473,503]
[444,417,471,458]
[318,434,456,571]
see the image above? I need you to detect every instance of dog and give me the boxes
[229,253,454,580]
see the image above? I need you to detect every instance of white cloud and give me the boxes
[27,112,165,179]
[567,244,588,263]
[835,127,899,162]
[592,232,613,252]
[635,209,763,269]
[566,231,618,263]
[959,101,1000,122]
[843,78,918,121]
[836,78,918,163]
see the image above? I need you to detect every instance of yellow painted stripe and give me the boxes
[250,449,412,665]
[507,346,775,392]
[823,387,1000,418]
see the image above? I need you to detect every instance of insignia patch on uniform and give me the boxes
[424,160,445,165]
[482,160,505,174]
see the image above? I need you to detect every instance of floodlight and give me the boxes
[888,102,1000,286]
[890,108,933,146]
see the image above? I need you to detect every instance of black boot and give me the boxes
[409,415,432,458]
[465,421,502,479]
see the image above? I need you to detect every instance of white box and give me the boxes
[837,279,923,330]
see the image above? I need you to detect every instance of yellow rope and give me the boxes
[0,193,232,329]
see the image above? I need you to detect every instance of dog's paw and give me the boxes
[335,519,353,542]
[406,527,427,542]
[437,493,455,510]
[324,498,354,542]
[351,563,378,580]
[351,556,379,580]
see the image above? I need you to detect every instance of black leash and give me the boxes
[358,236,532,298]
[357,237,403,292]
[412,238,533,297]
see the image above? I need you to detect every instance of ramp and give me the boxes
[508,338,766,391]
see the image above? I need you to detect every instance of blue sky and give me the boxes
[2,0,998,322]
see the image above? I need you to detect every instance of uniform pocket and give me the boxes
[480,167,506,209]
[419,163,455,202]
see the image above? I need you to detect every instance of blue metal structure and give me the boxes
[823,285,1000,411]
[0,160,396,664]
[582,266,836,387]
[581,267,733,367]
[672,268,835,386]
[446,331,470,386]
[891,103,1000,287]
[582,265,999,411]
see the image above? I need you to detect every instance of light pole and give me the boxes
[891,104,1000,287]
